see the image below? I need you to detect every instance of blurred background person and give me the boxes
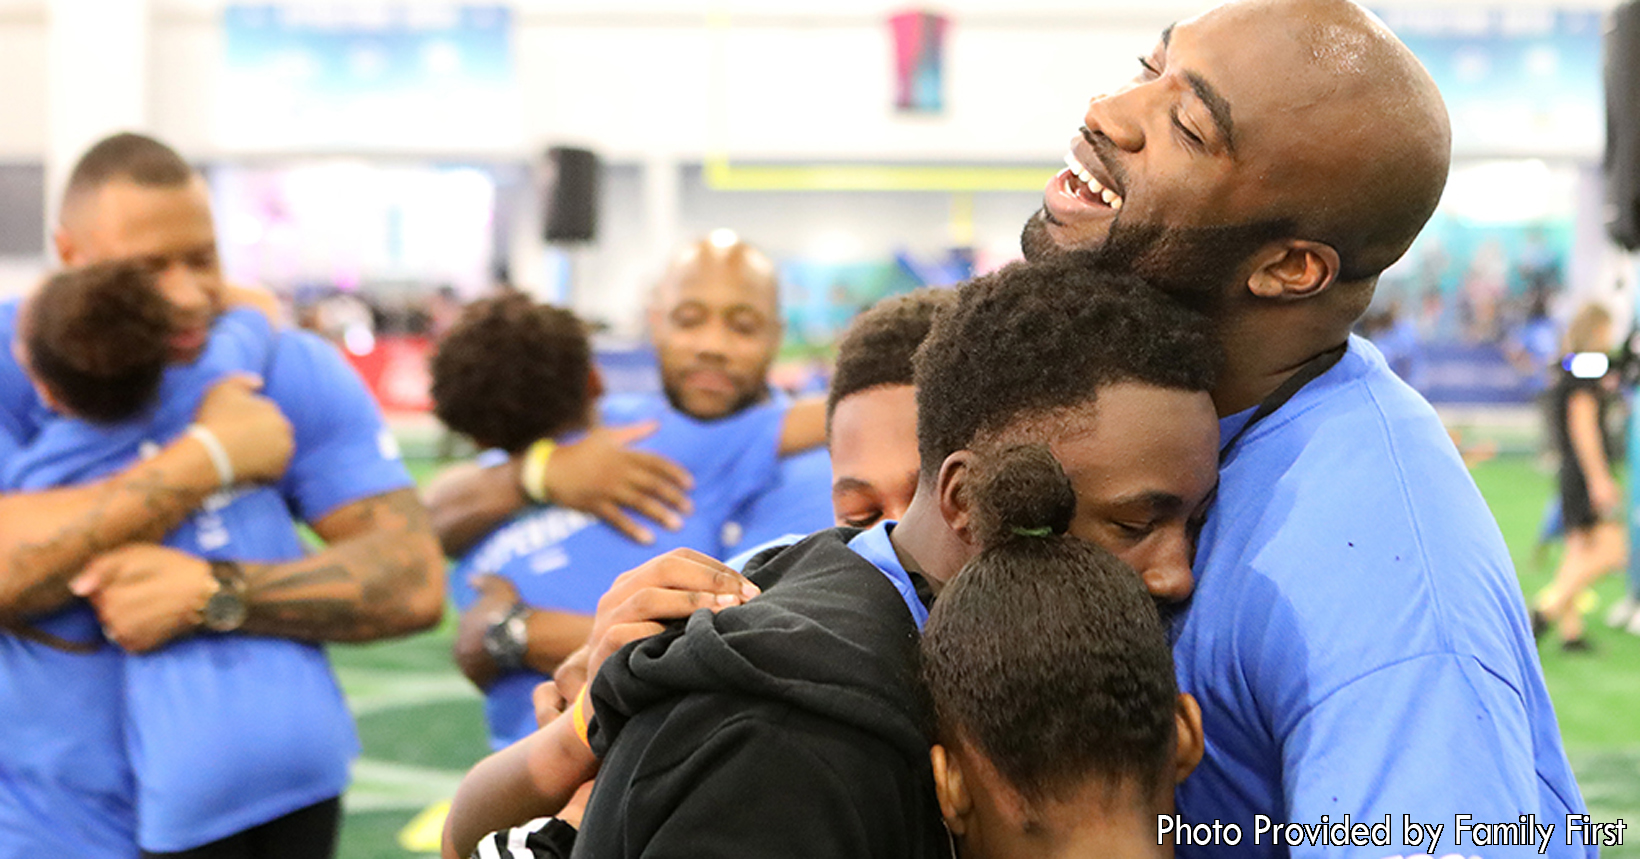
[1533,303,1627,650]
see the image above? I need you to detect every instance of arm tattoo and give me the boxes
[1,463,207,621]
[240,488,442,643]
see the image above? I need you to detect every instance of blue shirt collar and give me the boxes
[845,520,929,631]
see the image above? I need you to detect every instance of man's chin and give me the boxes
[1021,208,1108,263]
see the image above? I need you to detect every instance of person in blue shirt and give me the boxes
[5,261,360,857]
[0,132,446,859]
[716,286,952,574]
[431,293,824,748]
[426,235,831,560]
[440,259,1223,859]
[1020,0,1590,854]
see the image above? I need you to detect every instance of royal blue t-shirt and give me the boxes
[0,304,413,853]
[721,393,834,553]
[450,393,786,748]
[1172,336,1589,858]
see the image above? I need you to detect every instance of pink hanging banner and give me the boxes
[889,10,948,114]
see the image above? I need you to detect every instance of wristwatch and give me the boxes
[482,602,532,671]
[202,560,249,633]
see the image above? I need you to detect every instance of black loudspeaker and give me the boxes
[1606,0,1640,250]
[542,147,600,243]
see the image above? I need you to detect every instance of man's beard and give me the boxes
[659,374,768,421]
[1021,208,1292,314]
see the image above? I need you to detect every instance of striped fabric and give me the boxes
[472,817,577,859]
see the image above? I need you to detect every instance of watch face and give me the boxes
[204,589,248,632]
[483,613,529,670]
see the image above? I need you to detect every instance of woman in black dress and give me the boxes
[1534,303,1626,649]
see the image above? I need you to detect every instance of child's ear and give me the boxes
[13,336,63,415]
[586,366,606,401]
[1173,693,1205,784]
[935,450,978,548]
[930,743,973,836]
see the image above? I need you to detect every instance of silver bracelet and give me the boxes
[186,424,235,489]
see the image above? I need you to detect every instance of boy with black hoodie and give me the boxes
[449,258,1222,858]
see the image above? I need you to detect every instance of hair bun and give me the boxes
[969,444,1076,549]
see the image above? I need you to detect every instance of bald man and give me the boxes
[631,237,836,553]
[433,238,827,750]
[1023,0,1589,854]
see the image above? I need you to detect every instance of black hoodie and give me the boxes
[571,528,952,859]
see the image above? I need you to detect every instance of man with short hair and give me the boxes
[427,235,831,557]
[1022,0,1587,853]
[0,131,446,859]
[431,290,820,749]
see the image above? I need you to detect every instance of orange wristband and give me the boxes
[570,686,593,750]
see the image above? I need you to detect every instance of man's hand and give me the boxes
[583,549,760,681]
[453,574,525,691]
[71,544,214,653]
[545,423,694,545]
[192,375,294,484]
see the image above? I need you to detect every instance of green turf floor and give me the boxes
[330,454,1640,858]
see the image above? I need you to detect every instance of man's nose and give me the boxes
[1084,88,1146,153]
[1142,534,1196,604]
[157,262,211,318]
[691,318,733,360]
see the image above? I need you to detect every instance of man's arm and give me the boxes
[0,376,293,621]
[239,486,444,641]
[427,423,694,556]
[76,487,444,650]
[777,397,826,455]
[452,574,593,691]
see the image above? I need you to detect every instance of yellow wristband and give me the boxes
[570,685,593,750]
[521,438,556,503]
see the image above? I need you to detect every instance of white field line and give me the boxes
[345,759,466,813]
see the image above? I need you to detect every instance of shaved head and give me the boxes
[648,235,783,420]
[1206,0,1451,281]
[652,238,779,317]
[1026,0,1451,318]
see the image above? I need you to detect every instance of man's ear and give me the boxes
[1245,240,1340,300]
[930,743,973,836]
[936,450,977,547]
[1173,693,1205,784]
[52,225,78,267]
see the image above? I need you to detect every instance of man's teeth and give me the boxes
[1062,151,1123,210]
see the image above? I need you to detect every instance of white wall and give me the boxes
[8,0,1620,162]
[0,0,1626,316]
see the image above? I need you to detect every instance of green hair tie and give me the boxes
[1011,526,1054,538]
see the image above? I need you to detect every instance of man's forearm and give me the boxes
[240,488,445,642]
[0,438,219,620]
[425,460,529,557]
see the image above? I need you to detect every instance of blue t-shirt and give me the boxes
[0,304,413,854]
[721,392,834,552]
[725,446,833,551]
[1172,336,1589,858]
[450,393,786,748]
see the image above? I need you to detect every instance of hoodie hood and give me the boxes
[589,528,932,764]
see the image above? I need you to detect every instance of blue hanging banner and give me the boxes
[218,4,519,152]
[1377,7,1603,158]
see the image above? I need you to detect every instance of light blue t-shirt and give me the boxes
[450,393,786,748]
[721,391,834,552]
[1173,336,1589,858]
[0,304,413,854]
